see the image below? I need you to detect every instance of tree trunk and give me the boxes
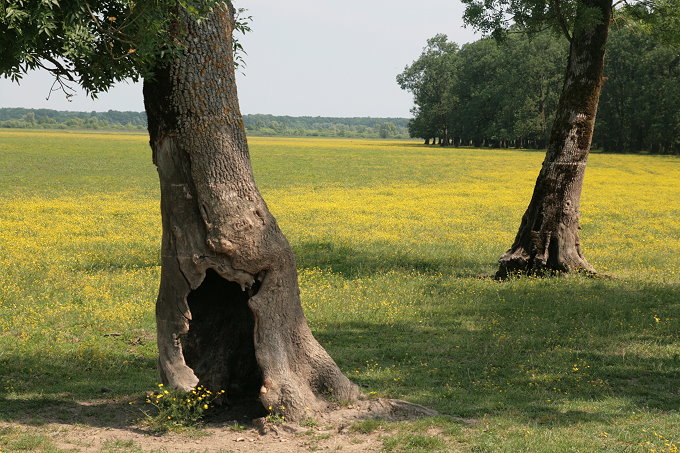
[496,0,612,278]
[539,74,548,143]
[143,3,359,420]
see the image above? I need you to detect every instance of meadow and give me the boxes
[0,129,678,452]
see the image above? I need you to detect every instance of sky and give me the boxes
[0,0,481,118]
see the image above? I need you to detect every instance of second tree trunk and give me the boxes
[497,0,612,278]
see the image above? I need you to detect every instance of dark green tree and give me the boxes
[495,33,567,149]
[397,34,459,145]
[1,0,362,420]
[621,0,680,48]
[449,34,565,148]
[448,38,502,147]
[595,18,679,154]
[398,32,567,149]
[407,112,440,144]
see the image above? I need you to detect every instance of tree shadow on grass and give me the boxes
[313,279,679,428]
[0,351,157,431]
[0,396,144,431]
[293,241,488,278]
[318,323,678,427]
[1,274,677,432]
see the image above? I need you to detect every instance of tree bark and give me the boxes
[143,3,359,420]
[497,0,612,278]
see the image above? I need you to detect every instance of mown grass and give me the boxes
[0,130,678,452]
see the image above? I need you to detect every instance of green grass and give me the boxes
[382,433,448,453]
[350,418,383,434]
[0,130,678,452]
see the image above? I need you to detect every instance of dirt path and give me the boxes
[36,422,384,452]
[0,397,441,452]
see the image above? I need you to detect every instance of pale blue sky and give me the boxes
[0,0,480,117]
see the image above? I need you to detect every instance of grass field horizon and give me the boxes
[0,129,678,452]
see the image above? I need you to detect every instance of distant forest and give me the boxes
[0,108,147,130]
[243,114,409,138]
[398,22,679,154]
[0,109,410,139]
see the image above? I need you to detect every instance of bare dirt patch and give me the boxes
[35,422,385,453]
[1,397,440,452]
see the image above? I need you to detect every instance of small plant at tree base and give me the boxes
[265,405,287,424]
[142,384,225,432]
[300,417,319,427]
[228,421,246,432]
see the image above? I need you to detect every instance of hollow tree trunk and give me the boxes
[143,3,359,420]
[496,0,612,278]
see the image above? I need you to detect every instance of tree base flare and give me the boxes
[251,398,439,435]
[496,245,596,280]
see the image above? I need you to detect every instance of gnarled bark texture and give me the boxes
[143,3,359,421]
[497,0,612,278]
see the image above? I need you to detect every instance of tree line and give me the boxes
[242,114,409,138]
[0,108,147,130]
[0,108,409,139]
[398,23,679,154]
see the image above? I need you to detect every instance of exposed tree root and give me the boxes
[252,398,438,435]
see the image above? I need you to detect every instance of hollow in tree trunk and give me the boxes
[143,3,360,421]
[496,0,612,278]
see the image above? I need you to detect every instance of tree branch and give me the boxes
[506,25,552,35]
[38,56,76,82]
[551,0,573,42]
[46,73,77,101]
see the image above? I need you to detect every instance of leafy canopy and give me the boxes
[460,0,680,45]
[620,0,680,48]
[397,34,459,139]
[462,0,573,40]
[0,0,249,97]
